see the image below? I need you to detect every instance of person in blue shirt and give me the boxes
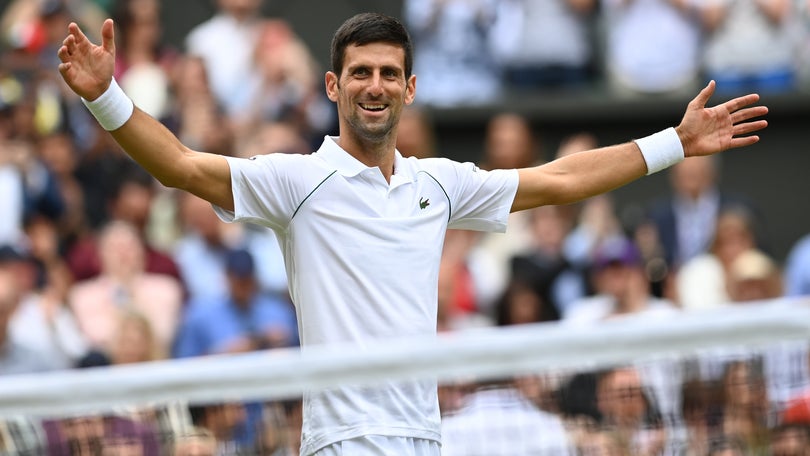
[174,248,298,358]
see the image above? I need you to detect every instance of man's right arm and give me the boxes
[108,107,234,211]
[57,19,235,211]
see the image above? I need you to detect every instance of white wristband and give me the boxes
[634,127,685,175]
[81,78,134,131]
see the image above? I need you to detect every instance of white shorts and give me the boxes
[312,435,440,456]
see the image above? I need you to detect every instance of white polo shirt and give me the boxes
[215,136,518,455]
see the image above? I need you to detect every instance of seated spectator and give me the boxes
[441,378,574,455]
[489,0,598,90]
[7,218,89,370]
[698,0,799,95]
[68,220,183,357]
[112,0,177,120]
[67,168,182,284]
[184,0,263,118]
[42,414,161,456]
[493,275,560,326]
[769,423,810,456]
[395,105,437,159]
[726,248,782,303]
[188,402,255,455]
[236,19,334,146]
[404,0,501,106]
[601,0,701,95]
[676,206,761,311]
[173,189,288,303]
[173,248,298,358]
[564,237,680,325]
[510,205,587,319]
[594,365,668,456]
[784,233,810,297]
[172,426,217,456]
[0,264,64,375]
[718,359,771,454]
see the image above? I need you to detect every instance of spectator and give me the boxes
[678,377,723,456]
[595,365,668,456]
[601,0,702,95]
[475,113,544,301]
[784,233,810,297]
[66,167,182,283]
[184,0,263,118]
[493,275,560,326]
[726,248,782,303]
[698,0,800,95]
[164,55,234,156]
[769,423,810,456]
[511,204,588,319]
[174,248,298,358]
[188,402,254,455]
[404,0,501,106]
[489,0,598,90]
[236,19,334,147]
[112,0,177,120]
[718,359,771,454]
[563,237,679,325]
[0,262,62,375]
[441,379,574,455]
[34,132,86,247]
[174,191,288,301]
[0,138,65,247]
[648,155,756,270]
[43,414,161,456]
[676,206,760,311]
[68,220,183,357]
[437,228,501,328]
[395,105,437,159]
[7,217,89,371]
[172,426,217,456]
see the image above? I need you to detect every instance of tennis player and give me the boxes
[57,12,767,456]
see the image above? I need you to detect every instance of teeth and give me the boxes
[361,104,386,110]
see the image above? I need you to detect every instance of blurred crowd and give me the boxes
[0,0,809,454]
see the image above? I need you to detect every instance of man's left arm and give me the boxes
[511,81,768,213]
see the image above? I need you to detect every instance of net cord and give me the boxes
[1,298,808,418]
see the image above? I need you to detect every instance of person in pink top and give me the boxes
[68,220,182,357]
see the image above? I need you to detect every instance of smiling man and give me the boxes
[57,11,767,456]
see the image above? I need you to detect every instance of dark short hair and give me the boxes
[330,12,413,79]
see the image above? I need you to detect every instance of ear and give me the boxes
[404,74,416,106]
[325,71,339,102]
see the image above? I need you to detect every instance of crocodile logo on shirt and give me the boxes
[419,197,430,210]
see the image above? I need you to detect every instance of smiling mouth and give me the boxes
[359,103,387,112]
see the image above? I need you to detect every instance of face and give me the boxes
[326,42,415,146]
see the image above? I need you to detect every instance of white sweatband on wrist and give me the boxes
[81,78,134,131]
[634,127,685,175]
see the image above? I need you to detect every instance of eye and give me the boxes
[383,68,399,78]
[353,68,370,77]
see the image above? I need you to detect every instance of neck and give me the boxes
[337,133,397,182]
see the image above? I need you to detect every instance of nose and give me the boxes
[366,72,384,97]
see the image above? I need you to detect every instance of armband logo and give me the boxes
[419,197,430,210]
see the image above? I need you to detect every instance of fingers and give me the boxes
[728,135,760,150]
[731,106,769,124]
[688,80,716,110]
[68,22,89,44]
[723,93,762,114]
[101,18,115,54]
[733,119,768,137]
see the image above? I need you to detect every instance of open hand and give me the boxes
[676,80,769,158]
[57,19,116,101]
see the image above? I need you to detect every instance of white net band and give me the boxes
[1,298,808,419]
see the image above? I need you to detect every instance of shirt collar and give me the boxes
[316,136,414,184]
